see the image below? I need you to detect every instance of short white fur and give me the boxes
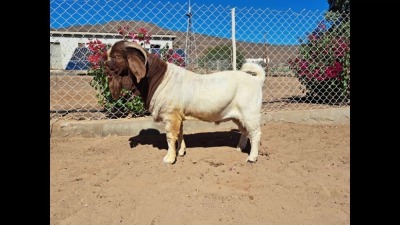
[148,62,266,164]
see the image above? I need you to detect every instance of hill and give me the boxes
[55,20,299,67]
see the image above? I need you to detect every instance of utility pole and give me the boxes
[263,31,268,75]
[185,0,197,69]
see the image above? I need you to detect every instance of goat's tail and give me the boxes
[240,63,266,84]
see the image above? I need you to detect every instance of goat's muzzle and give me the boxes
[104,59,116,79]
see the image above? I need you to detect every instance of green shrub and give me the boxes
[88,67,145,116]
[87,26,189,117]
[87,27,148,117]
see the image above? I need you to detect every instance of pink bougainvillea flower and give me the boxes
[332,37,349,57]
[88,54,101,63]
[118,26,125,36]
[87,39,108,70]
[144,36,151,44]
[128,28,151,45]
[325,66,336,79]
[138,27,148,35]
[128,32,137,40]
[87,39,106,53]
[334,61,343,72]
[118,25,131,39]
[310,68,324,81]
[299,60,308,71]
[324,61,343,79]
[317,21,326,31]
[299,69,310,77]
[291,59,309,77]
[136,27,152,43]
[172,53,181,59]
[308,34,318,41]
[335,43,348,57]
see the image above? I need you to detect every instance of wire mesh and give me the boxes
[50,0,350,120]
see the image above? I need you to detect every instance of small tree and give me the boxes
[327,0,350,13]
[288,10,350,103]
[87,26,188,117]
[155,43,186,67]
[199,45,246,71]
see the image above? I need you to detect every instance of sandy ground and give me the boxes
[50,122,350,225]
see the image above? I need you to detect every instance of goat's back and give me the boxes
[150,63,265,121]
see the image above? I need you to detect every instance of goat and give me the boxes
[104,40,266,164]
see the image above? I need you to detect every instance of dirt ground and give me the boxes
[50,122,350,225]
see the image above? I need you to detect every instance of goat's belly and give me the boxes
[184,105,239,122]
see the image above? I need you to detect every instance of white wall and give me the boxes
[245,57,270,64]
[49,36,173,70]
[50,43,62,69]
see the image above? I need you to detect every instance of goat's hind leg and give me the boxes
[247,127,261,162]
[177,123,186,156]
[232,119,249,151]
[242,118,262,163]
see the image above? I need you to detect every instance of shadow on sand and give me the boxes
[128,128,251,154]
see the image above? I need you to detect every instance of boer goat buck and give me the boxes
[105,40,266,164]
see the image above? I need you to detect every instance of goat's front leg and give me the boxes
[163,116,182,164]
[177,123,186,156]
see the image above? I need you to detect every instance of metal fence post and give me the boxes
[231,7,236,70]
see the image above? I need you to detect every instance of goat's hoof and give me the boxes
[178,149,186,157]
[236,145,246,152]
[246,156,258,163]
[163,154,176,164]
[237,144,247,152]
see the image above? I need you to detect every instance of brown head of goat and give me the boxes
[104,40,148,100]
[104,40,168,109]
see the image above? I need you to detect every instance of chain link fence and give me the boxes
[50,0,350,120]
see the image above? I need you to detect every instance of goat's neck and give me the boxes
[140,53,168,109]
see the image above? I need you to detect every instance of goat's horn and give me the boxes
[106,48,112,61]
[124,42,148,66]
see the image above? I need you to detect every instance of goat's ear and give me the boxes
[124,42,148,83]
[126,54,146,83]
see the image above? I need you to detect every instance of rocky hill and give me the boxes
[54,20,299,66]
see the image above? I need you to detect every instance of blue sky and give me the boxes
[165,0,329,11]
[50,0,330,45]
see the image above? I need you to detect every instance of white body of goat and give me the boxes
[105,41,266,164]
[149,63,266,164]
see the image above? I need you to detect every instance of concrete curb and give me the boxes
[50,107,349,138]
[260,107,350,124]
